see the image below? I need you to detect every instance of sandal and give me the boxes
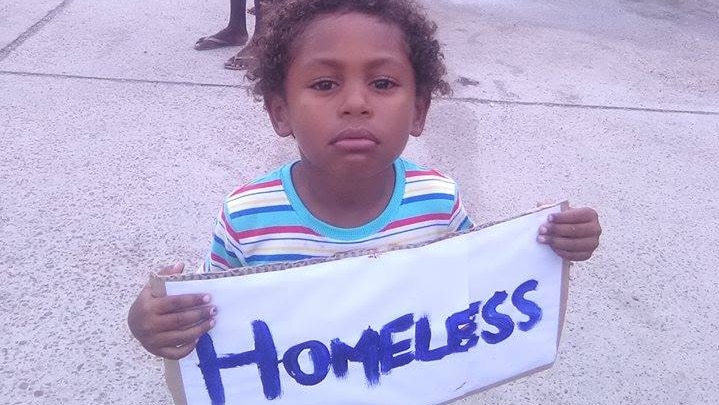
[195,36,241,51]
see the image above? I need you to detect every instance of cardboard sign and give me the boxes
[156,203,569,405]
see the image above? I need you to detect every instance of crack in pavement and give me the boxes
[450,97,719,116]
[0,69,244,89]
[0,0,75,62]
[1,69,718,117]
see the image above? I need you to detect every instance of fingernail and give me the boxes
[202,295,211,303]
[210,319,216,328]
[539,226,548,234]
[537,235,547,243]
[210,306,217,315]
[547,214,554,222]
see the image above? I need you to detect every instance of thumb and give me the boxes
[157,262,185,276]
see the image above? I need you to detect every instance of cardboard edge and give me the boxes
[557,201,571,346]
[436,360,557,405]
[150,274,189,405]
[161,200,569,282]
[441,200,570,404]
[164,358,188,405]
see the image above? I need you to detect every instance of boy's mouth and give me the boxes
[330,128,379,151]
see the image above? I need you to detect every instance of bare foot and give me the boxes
[195,27,249,51]
[224,45,256,70]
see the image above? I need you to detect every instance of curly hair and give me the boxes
[246,0,451,101]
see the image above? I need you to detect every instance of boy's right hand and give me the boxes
[128,263,217,359]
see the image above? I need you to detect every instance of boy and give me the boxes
[129,0,601,360]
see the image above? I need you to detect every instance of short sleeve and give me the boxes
[448,186,474,232]
[199,202,246,273]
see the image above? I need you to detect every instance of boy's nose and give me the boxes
[339,83,372,118]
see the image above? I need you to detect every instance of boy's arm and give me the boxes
[128,263,216,359]
[200,203,246,273]
[128,200,246,358]
[449,185,474,231]
[537,207,601,261]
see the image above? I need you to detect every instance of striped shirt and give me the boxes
[202,158,473,272]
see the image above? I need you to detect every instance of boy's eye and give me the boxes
[311,80,337,91]
[372,79,396,90]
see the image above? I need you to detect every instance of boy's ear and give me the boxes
[265,95,293,137]
[410,96,431,137]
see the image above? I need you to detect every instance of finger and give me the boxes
[547,207,598,224]
[136,283,153,301]
[153,318,215,351]
[128,285,155,336]
[155,305,217,332]
[539,222,600,238]
[537,235,599,252]
[156,294,212,315]
[156,343,198,360]
[158,263,185,276]
[551,248,592,261]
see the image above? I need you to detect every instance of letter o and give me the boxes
[282,340,331,386]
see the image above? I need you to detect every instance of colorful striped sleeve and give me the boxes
[448,186,475,232]
[202,203,247,273]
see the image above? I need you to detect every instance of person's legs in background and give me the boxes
[195,0,250,50]
[224,0,270,70]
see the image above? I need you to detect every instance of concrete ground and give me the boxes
[1,0,717,404]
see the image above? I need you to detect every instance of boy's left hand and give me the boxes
[537,207,601,261]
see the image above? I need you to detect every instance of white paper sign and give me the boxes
[161,204,567,405]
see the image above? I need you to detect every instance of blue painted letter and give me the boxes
[195,333,225,405]
[415,316,450,361]
[445,301,480,353]
[481,291,514,344]
[511,279,542,331]
[330,327,381,385]
[196,320,281,402]
[379,313,415,374]
[283,340,331,386]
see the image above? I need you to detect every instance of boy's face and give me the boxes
[267,12,429,179]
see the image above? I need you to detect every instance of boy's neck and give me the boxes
[291,161,396,228]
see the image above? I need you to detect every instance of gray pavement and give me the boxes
[1,0,717,404]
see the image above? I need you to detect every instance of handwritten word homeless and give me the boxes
[193,279,542,403]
